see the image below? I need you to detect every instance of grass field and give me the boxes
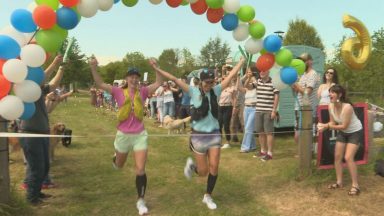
[2,92,384,216]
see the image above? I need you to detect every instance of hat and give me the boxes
[126,67,141,77]
[299,53,313,62]
[200,69,215,81]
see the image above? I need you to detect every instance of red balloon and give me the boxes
[0,59,6,76]
[256,53,275,72]
[166,0,182,8]
[206,8,224,23]
[190,0,208,15]
[59,0,80,7]
[0,74,11,100]
[33,5,57,29]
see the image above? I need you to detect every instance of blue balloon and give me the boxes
[56,7,79,30]
[221,14,239,31]
[26,67,45,85]
[263,35,282,52]
[114,0,120,3]
[280,67,298,85]
[10,9,37,33]
[20,102,36,120]
[0,35,21,59]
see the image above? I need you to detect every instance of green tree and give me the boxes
[60,37,90,90]
[283,18,325,50]
[179,48,197,77]
[99,61,125,84]
[122,52,153,82]
[199,37,231,68]
[158,48,181,78]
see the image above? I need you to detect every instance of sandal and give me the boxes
[328,183,342,189]
[348,186,360,196]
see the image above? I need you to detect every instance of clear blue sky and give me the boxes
[1,0,383,65]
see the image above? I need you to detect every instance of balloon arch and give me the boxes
[0,0,370,121]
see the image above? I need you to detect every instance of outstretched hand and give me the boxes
[89,57,98,69]
[149,58,158,68]
[53,55,64,66]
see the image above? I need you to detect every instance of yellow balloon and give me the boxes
[341,14,372,70]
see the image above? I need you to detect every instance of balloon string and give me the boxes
[27,28,40,45]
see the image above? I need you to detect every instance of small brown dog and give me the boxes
[165,116,191,135]
[50,123,66,163]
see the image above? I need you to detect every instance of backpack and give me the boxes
[375,159,384,177]
[190,88,218,121]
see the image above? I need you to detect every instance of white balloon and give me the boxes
[20,44,46,67]
[2,59,28,83]
[0,26,27,47]
[223,0,240,13]
[374,121,383,132]
[78,0,99,18]
[233,23,249,42]
[13,80,42,103]
[27,2,37,12]
[149,0,163,4]
[270,66,288,90]
[98,0,114,11]
[245,38,263,54]
[0,95,24,120]
[187,0,198,3]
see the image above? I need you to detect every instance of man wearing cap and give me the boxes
[291,53,320,144]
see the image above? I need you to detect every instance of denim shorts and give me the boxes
[190,130,221,155]
[336,129,362,145]
[114,130,148,153]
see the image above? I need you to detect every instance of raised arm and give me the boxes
[147,70,163,96]
[44,55,63,83]
[89,57,112,93]
[149,58,189,93]
[221,57,245,90]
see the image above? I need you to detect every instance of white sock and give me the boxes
[267,152,272,156]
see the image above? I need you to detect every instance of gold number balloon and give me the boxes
[341,14,372,70]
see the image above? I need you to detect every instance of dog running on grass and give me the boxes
[165,116,191,135]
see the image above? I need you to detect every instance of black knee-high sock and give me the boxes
[206,173,218,194]
[136,174,147,198]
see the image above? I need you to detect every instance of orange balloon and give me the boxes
[0,74,11,99]
[59,0,80,7]
[33,5,57,29]
[0,59,6,76]
[190,0,208,15]
[207,8,224,23]
[256,53,275,72]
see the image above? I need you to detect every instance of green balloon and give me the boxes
[237,5,255,22]
[206,0,224,9]
[290,59,306,75]
[260,48,268,55]
[275,49,293,67]
[51,25,68,41]
[122,0,139,7]
[36,29,65,53]
[35,0,59,10]
[181,0,189,6]
[249,22,265,39]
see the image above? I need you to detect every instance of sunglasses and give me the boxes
[326,71,334,75]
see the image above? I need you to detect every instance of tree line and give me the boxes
[57,18,384,105]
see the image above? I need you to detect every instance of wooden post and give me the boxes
[298,104,313,178]
[0,117,10,204]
